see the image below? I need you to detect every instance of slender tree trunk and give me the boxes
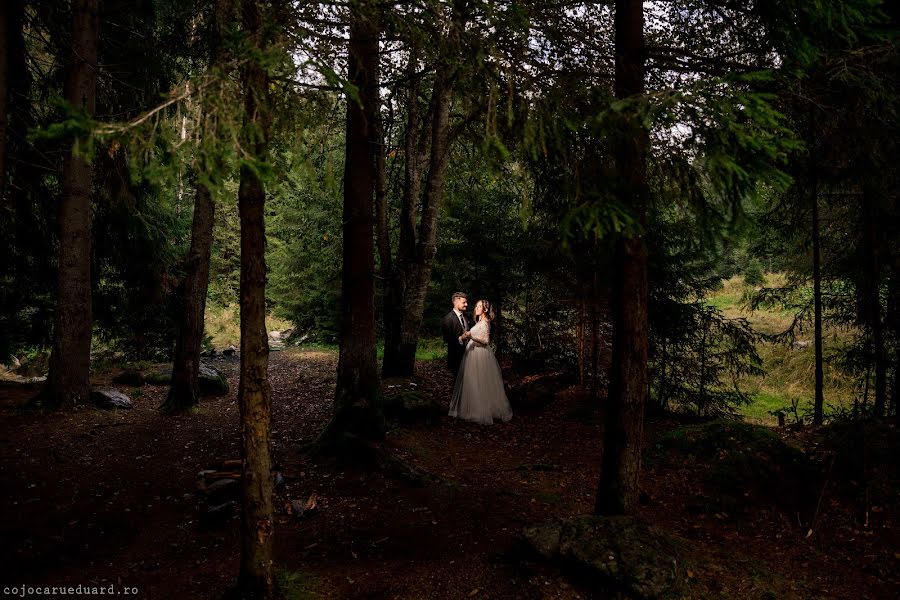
[164,1,234,413]
[382,53,425,377]
[389,72,453,375]
[862,185,886,417]
[698,307,708,416]
[596,0,648,516]
[318,0,384,445]
[236,1,274,596]
[0,1,11,201]
[164,183,215,411]
[811,164,825,424]
[43,0,99,408]
[382,10,464,377]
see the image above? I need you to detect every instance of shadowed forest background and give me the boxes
[0,0,898,598]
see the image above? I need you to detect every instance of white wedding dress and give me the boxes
[448,319,513,424]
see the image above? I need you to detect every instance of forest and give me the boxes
[0,0,897,598]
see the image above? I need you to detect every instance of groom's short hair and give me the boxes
[451,292,467,302]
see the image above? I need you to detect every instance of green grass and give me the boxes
[706,274,858,425]
[205,305,293,349]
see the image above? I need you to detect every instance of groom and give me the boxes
[441,292,470,376]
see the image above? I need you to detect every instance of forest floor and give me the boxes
[0,349,896,599]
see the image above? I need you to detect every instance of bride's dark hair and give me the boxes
[476,299,493,322]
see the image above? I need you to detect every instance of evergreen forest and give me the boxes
[0,0,897,598]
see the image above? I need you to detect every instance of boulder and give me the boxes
[198,364,229,396]
[656,419,818,513]
[91,387,133,410]
[145,364,228,396]
[523,515,682,599]
[112,370,145,386]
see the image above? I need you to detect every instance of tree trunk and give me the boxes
[862,185,886,417]
[164,183,215,412]
[43,0,99,408]
[0,1,11,202]
[318,0,384,447]
[596,0,648,516]
[382,51,430,377]
[382,10,463,378]
[390,73,454,375]
[236,1,274,596]
[164,1,234,413]
[811,163,825,425]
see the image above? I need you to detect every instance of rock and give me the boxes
[523,515,682,599]
[656,419,818,513]
[222,345,237,357]
[198,364,229,396]
[90,387,133,410]
[792,340,810,350]
[145,365,228,396]
[268,330,282,341]
[112,370,145,386]
[383,389,443,424]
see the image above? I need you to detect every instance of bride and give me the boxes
[448,299,513,424]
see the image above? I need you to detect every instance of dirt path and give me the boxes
[0,350,894,599]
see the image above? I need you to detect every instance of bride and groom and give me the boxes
[441,292,513,424]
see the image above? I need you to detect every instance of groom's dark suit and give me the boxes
[442,310,469,375]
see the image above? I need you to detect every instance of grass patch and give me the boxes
[705,274,858,425]
[204,305,294,349]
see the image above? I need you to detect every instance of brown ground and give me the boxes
[0,349,896,599]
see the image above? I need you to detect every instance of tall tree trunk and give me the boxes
[862,185,886,417]
[43,0,99,408]
[318,0,384,446]
[596,0,648,516]
[382,51,429,377]
[811,161,825,425]
[164,0,234,413]
[390,73,453,375]
[0,1,11,202]
[236,0,274,596]
[382,7,464,378]
[164,183,215,411]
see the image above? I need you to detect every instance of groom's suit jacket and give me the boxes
[441,310,469,375]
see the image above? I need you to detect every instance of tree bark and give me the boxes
[811,160,825,425]
[0,1,11,202]
[862,184,886,417]
[236,0,274,596]
[381,9,463,378]
[164,0,234,413]
[596,0,648,516]
[43,0,99,408]
[164,183,215,411]
[318,0,384,446]
[382,51,429,377]
[389,72,453,376]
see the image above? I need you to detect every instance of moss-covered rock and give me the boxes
[656,419,818,513]
[523,515,683,599]
[383,389,443,424]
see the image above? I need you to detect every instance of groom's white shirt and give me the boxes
[453,308,466,344]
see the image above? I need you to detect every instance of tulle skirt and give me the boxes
[448,344,513,425]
